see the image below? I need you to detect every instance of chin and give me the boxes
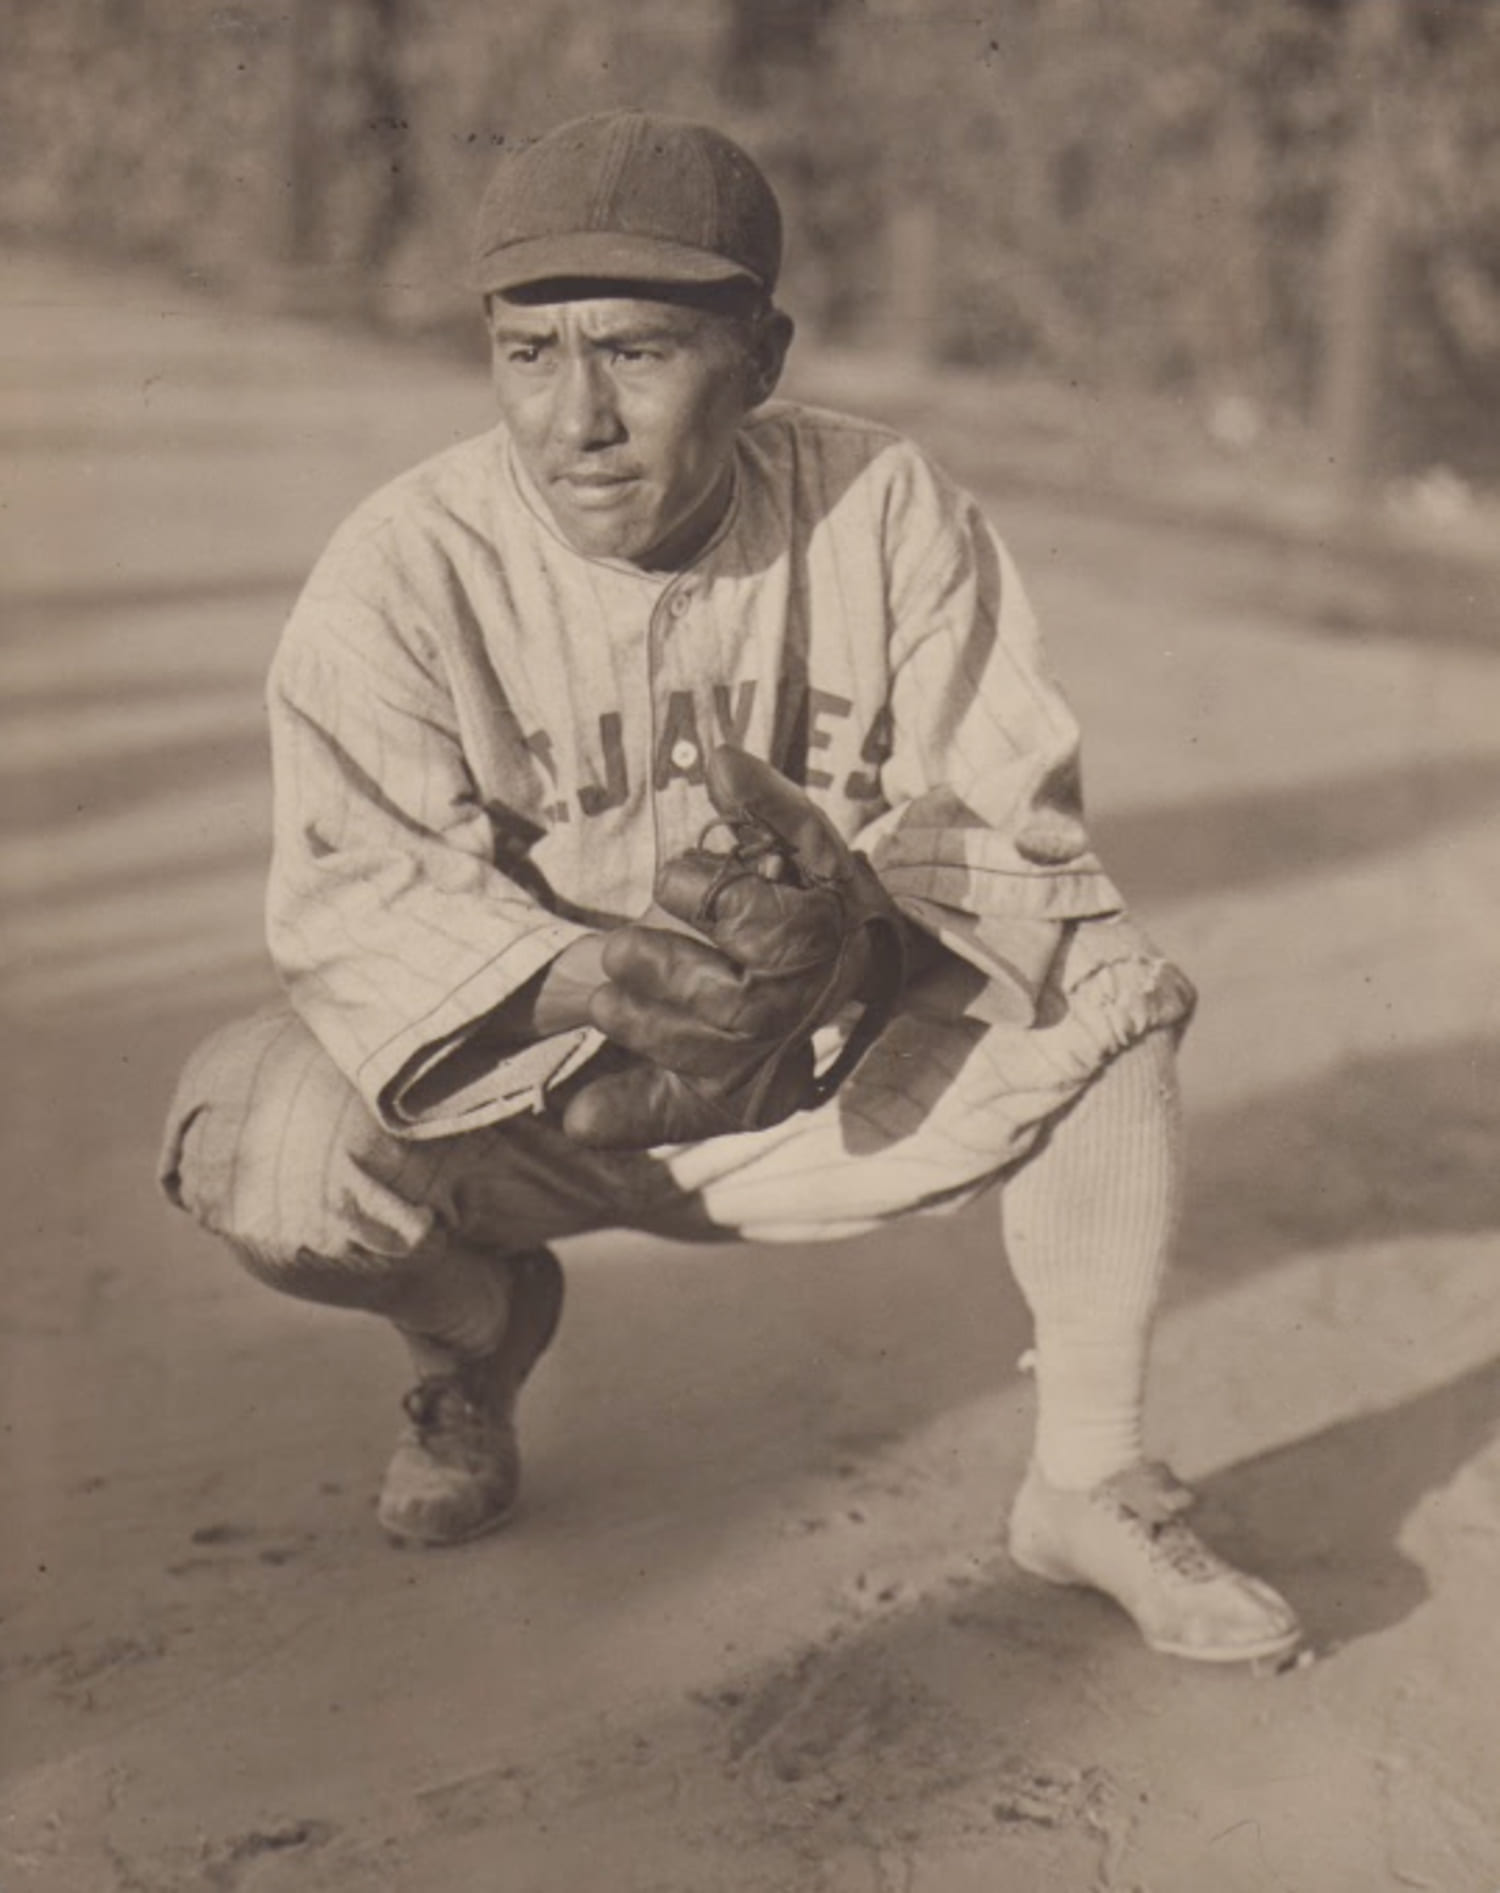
[554,510,652,564]
[573,526,649,563]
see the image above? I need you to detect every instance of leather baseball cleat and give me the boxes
[1008,1459,1303,1664]
[377,1248,564,1548]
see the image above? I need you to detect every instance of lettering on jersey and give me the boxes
[523,727,571,825]
[577,711,629,816]
[530,682,891,822]
[804,688,853,791]
[844,704,893,802]
[524,728,557,780]
[653,691,707,789]
[711,680,757,745]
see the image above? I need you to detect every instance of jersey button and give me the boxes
[671,738,700,771]
[669,593,691,617]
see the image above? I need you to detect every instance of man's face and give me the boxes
[488,292,786,570]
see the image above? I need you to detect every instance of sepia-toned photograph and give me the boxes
[3,2,1498,1887]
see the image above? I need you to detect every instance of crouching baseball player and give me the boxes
[159,110,1302,1665]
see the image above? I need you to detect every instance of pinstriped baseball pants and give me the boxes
[159,919,1194,1297]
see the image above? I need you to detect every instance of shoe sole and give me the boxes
[380,1495,519,1550]
[1146,1628,1304,1666]
[1009,1538,1305,1667]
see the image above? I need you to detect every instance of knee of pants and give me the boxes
[158,1006,445,1276]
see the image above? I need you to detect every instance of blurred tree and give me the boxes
[720,0,841,105]
[2,0,1497,475]
[286,0,410,278]
[713,0,880,336]
[1317,0,1404,500]
[1397,0,1500,476]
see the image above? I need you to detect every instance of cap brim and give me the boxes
[471,231,763,297]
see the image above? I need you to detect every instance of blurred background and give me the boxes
[4,0,1500,507]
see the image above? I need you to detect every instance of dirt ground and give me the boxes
[3,252,1500,1893]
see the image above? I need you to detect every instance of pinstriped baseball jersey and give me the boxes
[266,399,1128,1141]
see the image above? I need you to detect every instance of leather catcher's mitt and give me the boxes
[559,746,907,1149]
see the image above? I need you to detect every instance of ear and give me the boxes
[746,309,795,407]
[482,293,505,373]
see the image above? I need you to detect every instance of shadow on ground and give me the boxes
[1,571,303,629]
[8,723,271,836]
[1197,1356,1500,1653]
[1096,748,1500,906]
[1181,1033,1500,1281]
[303,1345,1500,1893]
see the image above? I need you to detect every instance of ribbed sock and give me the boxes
[1001,1029,1182,1490]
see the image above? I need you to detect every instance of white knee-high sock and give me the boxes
[1000,1029,1181,1490]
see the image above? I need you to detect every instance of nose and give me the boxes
[552,353,624,452]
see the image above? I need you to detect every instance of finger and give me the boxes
[602,925,754,1030]
[604,924,826,1035]
[650,852,729,928]
[559,1063,690,1149]
[704,746,855,883]
[654,859,842,973]
[589,983,756,1077]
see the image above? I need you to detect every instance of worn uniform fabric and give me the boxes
[160,924,1191,1272]
[161,399,1192,1270]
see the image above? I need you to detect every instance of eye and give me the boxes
[505,344,545,365]
[610,344,665,366]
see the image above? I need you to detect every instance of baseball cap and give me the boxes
[471,110,782,299]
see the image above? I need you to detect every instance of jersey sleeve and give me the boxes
[854,449,1127,1023]
[265,548,600,1140]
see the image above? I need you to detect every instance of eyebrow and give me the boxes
[491,326,552,350]
[489,319,700,349]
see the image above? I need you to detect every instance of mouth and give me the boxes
[558,471,640,498]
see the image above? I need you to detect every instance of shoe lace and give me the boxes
[1101,1462,1223,1584]
[401,1375,485,1449]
